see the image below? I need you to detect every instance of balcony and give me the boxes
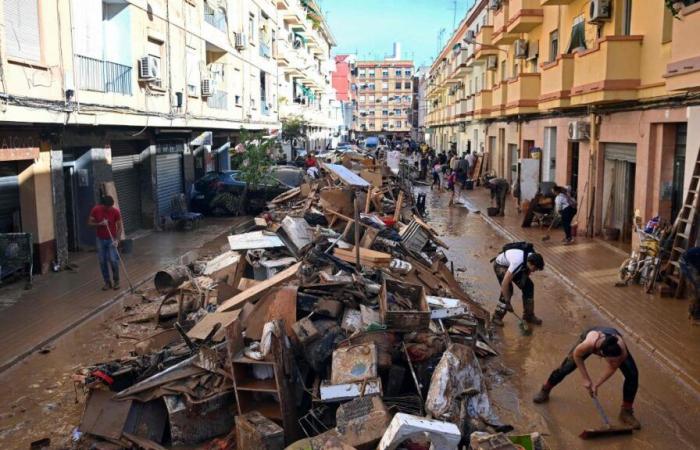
[505,73,540,114]
[665,3,700,92]
[492,3,518,45]
[451,49,472,79]
[207,91,228,110]
[506,0,544,34]
[282,0,305,24]
[540,0,575,4]
[569,36,643,106]
[474,26,499,61]
[274,40,291,66]
[490,83,508,117]
[474,90,492,119]
[457,97,473,119]
[538,54,574,109]
[75,55,132,95]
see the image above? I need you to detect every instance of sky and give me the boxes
[320,0,477,68]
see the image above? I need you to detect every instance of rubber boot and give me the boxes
[619,407,641,430]
[523,297,543,325]
[491,307,506,327]
[532,387,550,404]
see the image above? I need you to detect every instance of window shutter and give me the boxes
[186,47,200,94]
[3,0,41,61]
[73,0,103,59]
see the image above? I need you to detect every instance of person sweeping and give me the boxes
[532,326,641,430]
[554,186,577,244]
[491,242,545,326]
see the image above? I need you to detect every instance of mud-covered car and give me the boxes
[191,166,304,215]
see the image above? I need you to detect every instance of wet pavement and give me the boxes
[0,218,243,373]
[424,186,700,449]
[459,186,700,395]
[1,193,699,449]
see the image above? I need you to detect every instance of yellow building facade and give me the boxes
[427,0,700,243]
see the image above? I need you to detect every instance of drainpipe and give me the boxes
[587,111,599,238]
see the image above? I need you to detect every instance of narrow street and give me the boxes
[422,186,700,449]
[1,188,698,449]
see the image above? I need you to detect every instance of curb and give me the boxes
[467,200,700,400]
[0,273,152,374]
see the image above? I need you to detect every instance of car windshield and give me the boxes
[272,169,303,187]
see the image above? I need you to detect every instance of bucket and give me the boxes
[603,227,620,241]
[120,238,134,254]
[487,207,500,216]
[465,179,474,190]
[571,223,578,237]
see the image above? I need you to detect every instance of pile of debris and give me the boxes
[73,156,546,450]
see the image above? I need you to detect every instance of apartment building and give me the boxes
[426,0,700,243]
[411,67,429,143]
[352,57,415,141]
[332,54,355,142]
[0,0,339,273]
[276,0,341,151]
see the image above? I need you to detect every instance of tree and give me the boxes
[227,131,275,214]
[281,116,308,144]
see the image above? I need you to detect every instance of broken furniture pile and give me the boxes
[73,157,544,449]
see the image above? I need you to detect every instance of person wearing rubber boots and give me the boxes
[487,177,510,216]
[492,243,545,326]
[532,326,641,429]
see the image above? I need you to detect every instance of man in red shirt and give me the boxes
[88,196,123,290]
[305,152,317,169]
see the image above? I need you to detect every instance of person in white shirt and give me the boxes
[554,186,577,244]
[492,244,545,326]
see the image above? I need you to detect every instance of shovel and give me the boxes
[579,394,634,439]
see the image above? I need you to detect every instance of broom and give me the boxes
[580,394,635,439]
[507,308,532,336]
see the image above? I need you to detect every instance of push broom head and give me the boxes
[579,426,634,440]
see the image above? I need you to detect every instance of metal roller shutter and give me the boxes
[156,153,183,219]
[112,154,142,234]
[0,173,20,233]
[604,143,636,163]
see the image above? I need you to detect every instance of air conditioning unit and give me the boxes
[139,55,160,80]
[234,32,248,50]
[568,120,590,141]
[514,39,528,59]
[489,0,502,10]
[201,78,213,97]
[486,55,498,71]
[465,30,476,42]
[589,0,612,22]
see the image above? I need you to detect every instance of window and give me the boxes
[396,120,402,128]
[622,0,632,36]
[382,82,389,90]
[359,69,366,76]
[368,69,375,77]
[500,60,506,82]
[369,95,375,102]
[369,83,375,90]
[549,29,559,62]
[382,110,389,116]
[147,38,164,87]
[186,47,200,96]
[394,109,401,115]
[3,0,41,61]
[405,81,411,89]
[395,82,402,89]
[249,14,256,46]
[360,95,366,103]
[382,69,389,77]
[405,69,412,77]
[382,95,388,102]
[395,70,402,76]
[567,17,586,53]
[204,2,227,32]
[383,122,389,129]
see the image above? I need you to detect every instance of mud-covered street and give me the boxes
[428,187,700,449]
[1,188,699,450]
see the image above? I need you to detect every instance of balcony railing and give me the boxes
[260,42,271,58]
[665,2,700,92]
[207,91,228,110]
[75,55,132,95]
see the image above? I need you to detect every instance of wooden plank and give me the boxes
[217,262,301,312]
[393,191,404,222]
[323,163,371,187]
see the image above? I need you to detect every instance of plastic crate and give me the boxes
[0,232,33,288]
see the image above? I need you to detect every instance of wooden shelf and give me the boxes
[235,378,278,393]
[233,352,275,365]
[237,391,283,421]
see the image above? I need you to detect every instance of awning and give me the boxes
[293,32,306,44]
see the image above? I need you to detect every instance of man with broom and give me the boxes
[532,326,641,430]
